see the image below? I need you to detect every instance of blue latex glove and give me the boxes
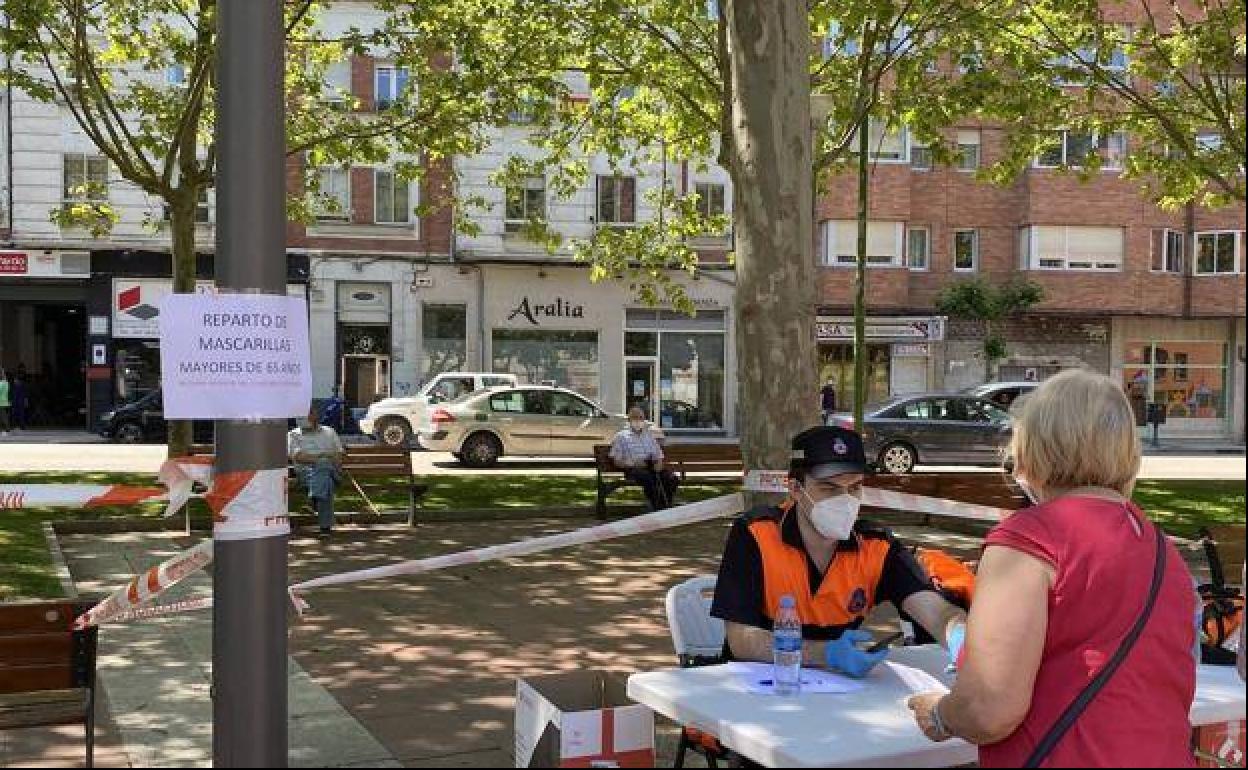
[946,623,966,669]
[825,630,888,678]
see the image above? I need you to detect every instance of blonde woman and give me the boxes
[908,369,1198,768]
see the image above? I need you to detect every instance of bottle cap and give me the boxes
[779,595,796,608]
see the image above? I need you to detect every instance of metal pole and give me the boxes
[213,1,288,766]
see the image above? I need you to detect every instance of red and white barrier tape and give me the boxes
[105,596,214,625]
[74,539,214,629]
[288,493,746,610]
[0,484,168,510]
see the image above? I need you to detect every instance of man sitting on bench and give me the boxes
[609,407,679,511]
[288,404,345,537]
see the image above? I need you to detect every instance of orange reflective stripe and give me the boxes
[748,514,892,628]
[915,548,976,604]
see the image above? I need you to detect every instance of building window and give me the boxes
[166,64,188,87]
[956,130,980,171]
[322,60,351,105]
[505,176,547,233]
[1021,225,1123,271]
[492,330,600,401]
[315,167,350,221]
[851,119,906,162]
[694,182,726,220]
[162,187,211,224]
[374,170,411,225]
[625,309,726,431]
[1151,229,1184,273]
[422,304,467,380]
[954,229,978,271]
[909,140,933,170]
[596,175,636,226]
[1194,231,1240,275]
[62,153,109,202]
[1124,341,1228,422]
[374,65,409,110]
[906,227,930,270]
[1035,130,1126,169]
[822,220,904,267]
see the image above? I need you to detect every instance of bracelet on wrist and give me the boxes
[930,697,952,741]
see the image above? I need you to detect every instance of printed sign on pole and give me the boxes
[159,293,311,419]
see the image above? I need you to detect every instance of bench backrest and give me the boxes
[594,443,744,475]
[865,471,1026,512]
[0,601,97,696]
[184,444,412,478]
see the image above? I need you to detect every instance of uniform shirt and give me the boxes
[287,425,344,464]
[609,427,663,469]
[710,505,932,641]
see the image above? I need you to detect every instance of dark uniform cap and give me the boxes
[790,425,868,478]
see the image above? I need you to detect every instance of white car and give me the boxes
[418,385,662,467]
[360,372,519,447]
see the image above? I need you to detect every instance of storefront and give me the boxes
[1113,317,1241,440]
[815,316,945,406]
[0,250,91,428]
[482,264,737,435]
[85,250,309,426]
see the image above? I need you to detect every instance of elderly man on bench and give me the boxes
[609,407,679,511]
[288,404,346,537]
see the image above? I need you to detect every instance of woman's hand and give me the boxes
[907,693,952,742]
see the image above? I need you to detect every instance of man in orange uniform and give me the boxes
[711,426,967,677]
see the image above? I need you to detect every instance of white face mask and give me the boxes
[629,420,646,433]
[801,486,861,541]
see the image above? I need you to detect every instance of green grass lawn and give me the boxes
[2,472,1242,601]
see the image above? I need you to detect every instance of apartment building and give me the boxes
[816,119,1245,442]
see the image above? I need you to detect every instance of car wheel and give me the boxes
[461,433,502,468]
[377,417,413,448]
[115,422,145,444]
[878,442,917,474]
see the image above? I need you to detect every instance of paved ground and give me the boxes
[2,532,398,769]
[1,441,1243,479]
[7,516,992,768]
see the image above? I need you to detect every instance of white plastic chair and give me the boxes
[665,575,725,668]
[665,576,730,768]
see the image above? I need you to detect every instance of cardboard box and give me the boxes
[1195,720,1246,768]
[515,671,655,768]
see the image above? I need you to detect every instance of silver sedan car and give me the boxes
[829,394,1013,474]
[419,385,646,467]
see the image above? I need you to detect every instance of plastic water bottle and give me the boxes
[773,595,803,696]
[1192,578,1205,663]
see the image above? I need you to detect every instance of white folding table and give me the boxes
[627,645,1247,768]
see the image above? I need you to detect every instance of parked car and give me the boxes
[359,372,519,448]
[829,394,1013,474]
[419,385,661,467]
[964,381,1039,413]
[97,390,215,444]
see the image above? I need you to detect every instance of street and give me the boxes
[0,440,1242,480]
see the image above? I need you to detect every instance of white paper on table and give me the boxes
[885,661,951,695]
[724,662,865,695]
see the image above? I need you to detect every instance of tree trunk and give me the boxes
[725,0,816,497]
[166,188,199,459]
[853,115,869,429]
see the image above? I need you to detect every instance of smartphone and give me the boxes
[864,631,904,654]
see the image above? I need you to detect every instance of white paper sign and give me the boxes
[159,293,311,419]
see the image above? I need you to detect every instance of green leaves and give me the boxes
[935,278,1045,321]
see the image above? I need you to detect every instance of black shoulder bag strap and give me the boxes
[1024,523,1168,768]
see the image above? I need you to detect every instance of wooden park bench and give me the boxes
[0,600,99,767]
[864,471,1028,524]
[188,443,428,525]
[594,443,744,518]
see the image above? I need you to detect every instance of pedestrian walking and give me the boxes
[820,380,838,425]
[0,368,11,436]
[908,369,1198,768]
[11,366,29,430]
